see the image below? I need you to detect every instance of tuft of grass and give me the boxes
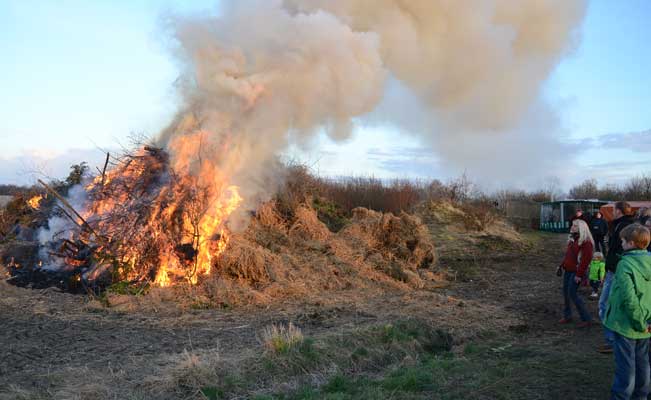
[380,320,453,354]
[262,322,304,354]
[190,297,213,310]
[200,386,223,400]
[463,343,483,355]
[106,280,149,296]
[382,366,436,392]
[170,350,219,393]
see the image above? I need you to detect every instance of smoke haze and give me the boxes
[158,0,587,205]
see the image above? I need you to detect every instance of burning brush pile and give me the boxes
[1,145,437,303]
[3,140,241,293]
[75,144,242,288]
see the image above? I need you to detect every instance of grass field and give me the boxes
[0,230,615,399]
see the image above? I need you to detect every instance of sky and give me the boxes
[1,0,650,190]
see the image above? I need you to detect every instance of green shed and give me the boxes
[539,200,608,233]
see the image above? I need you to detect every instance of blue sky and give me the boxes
[1,0,650,190]
[548,0,651,184]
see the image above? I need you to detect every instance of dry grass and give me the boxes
[261,322,305,354]
[418,200,526,269]
[0,385,43,400]
[156,198,439,309]
[167,350,221,394]
[459,202,498,231]
[140,349,226,399]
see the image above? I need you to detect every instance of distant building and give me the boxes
[539,200,607,233]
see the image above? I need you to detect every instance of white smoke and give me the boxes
[157,0,387,218]
[159,0,587,202]
[37,184,88,244]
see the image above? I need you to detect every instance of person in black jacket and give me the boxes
[597,201,636,354]
[590,212,608,254]
[643,217,651,251]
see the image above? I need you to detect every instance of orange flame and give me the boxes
[27,194,43,209]
[150,185,241,287]
[81,135,244,288]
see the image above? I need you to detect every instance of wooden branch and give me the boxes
[37,179,99,238]
[56,205,83,229]
[62,239,81,251]
[100,152,110,187]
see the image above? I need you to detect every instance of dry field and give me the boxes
[0,204,612,399]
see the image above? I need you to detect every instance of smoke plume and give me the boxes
[159,0,587,209]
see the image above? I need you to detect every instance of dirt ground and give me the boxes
[0,231,613,399]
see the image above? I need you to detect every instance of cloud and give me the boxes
[0,148,113,185]
[578,129,651,152]
[578,159,651,185]
[365,146,441,178]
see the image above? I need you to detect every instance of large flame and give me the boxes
[77,132,243,287]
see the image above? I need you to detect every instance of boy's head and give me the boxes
[614,201,632,218]
[620,223,651,251]
[593,252,604,261]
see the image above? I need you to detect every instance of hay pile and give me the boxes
[419,200,525,259]
[191,200,438,305]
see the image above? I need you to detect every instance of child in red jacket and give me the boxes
[559,219,594,327]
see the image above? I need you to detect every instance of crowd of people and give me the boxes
[559,202,651,399]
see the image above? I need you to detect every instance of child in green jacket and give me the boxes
[589,252,606,299]
[603,224,651,400]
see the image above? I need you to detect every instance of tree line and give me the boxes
[569,174,651,201]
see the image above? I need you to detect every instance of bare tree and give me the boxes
[569,179,599,199]
[542,176,562,202]
[447,171,476,203]
[624,174,651,200]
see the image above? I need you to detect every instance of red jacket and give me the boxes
[562,239,594,278]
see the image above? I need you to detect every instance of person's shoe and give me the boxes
[597,344,613,354]
[558,317,573,324]
[589,292,599,299]
[576,320,592,328]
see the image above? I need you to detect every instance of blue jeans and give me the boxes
[563,271,591,321]
[611,332,650,400]
[600,271,616,345]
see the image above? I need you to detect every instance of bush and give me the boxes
[261,322,304,354]
[278,166,427,216]
[275,165,322,222]
[459,202,498,231]
[312,196,349,232]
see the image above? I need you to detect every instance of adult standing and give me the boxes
[637,207,651,223]
[642,217,651,252]
[591,212,609,254]
[571,209,591,225]
[558,219,594,327]
[638,207,651,227]
[598,201,636,354]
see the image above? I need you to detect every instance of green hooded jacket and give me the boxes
[589,260,605,281]
[603,250,651,339]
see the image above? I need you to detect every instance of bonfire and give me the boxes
[14,132,243,291]
[4,138,437,300]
